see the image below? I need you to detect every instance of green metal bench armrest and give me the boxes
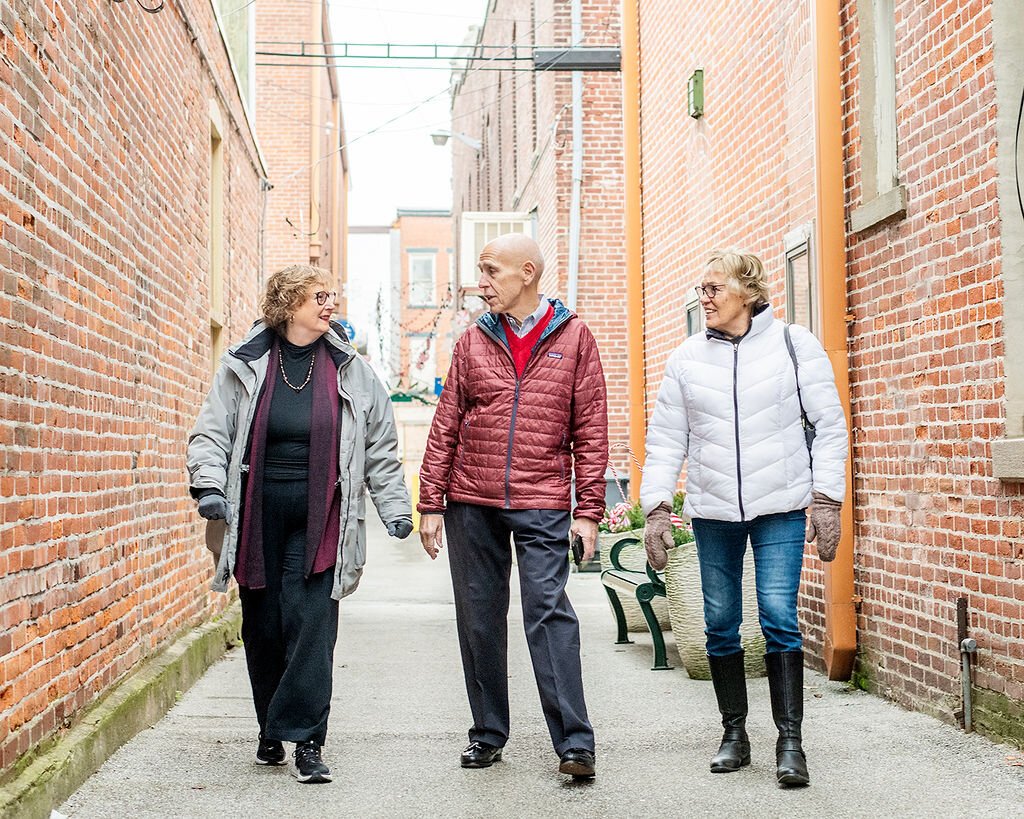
[607,536,641,570]
[646,562,666,587]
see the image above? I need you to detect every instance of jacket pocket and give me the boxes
[354,520,367,569]
[456,416,472,472]
[559,432,568,482]
[205,519,227,570]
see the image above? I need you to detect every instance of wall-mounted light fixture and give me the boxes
[687,69,704,119]
[429,129,482,151]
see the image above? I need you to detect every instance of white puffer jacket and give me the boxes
[640,304,848,522]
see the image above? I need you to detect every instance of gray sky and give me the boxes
[329,1,489,226]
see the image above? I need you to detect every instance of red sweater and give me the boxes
[503,304,554,376]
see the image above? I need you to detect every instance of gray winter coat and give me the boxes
[186,321,411,600]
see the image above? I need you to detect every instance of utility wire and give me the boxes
[221,0,256,17]
[112,0,164,12]
[275,9,570,184]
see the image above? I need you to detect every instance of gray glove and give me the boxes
[197,493,228,521]
[643,502,674,571]
[387,517,414,539]
[806,491,842,561]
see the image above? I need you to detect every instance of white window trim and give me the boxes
[991,0,1024,479]
[851,0,907,233]
[784,224,819,339]
[459,211,534,294]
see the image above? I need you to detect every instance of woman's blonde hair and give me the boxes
[705,250,770,308]
[261,264,332,331]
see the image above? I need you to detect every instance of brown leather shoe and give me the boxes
[558,747,596,778]
[460,741,503,768]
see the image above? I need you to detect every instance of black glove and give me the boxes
[386,517,414,539]
[197,493,228,521]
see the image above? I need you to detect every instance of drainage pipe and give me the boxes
[960,637,978,732]
[566,0,584,310]
[813,0,857,680]
[621,0,645,499]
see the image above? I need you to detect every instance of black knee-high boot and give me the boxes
[708,651,751,772]
[766,650,810,787]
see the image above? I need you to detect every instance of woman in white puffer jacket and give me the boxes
[640,250,848,789]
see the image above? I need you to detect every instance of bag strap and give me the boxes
[783,324,810,428]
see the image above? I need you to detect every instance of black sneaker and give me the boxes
[293,741,332,784]
[255,733,286,766]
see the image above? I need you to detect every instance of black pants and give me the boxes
[444,502,594,755]
[238,477,339,746]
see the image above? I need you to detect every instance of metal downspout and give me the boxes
[567,0,584,310]
[813,0,857,680]
[621,0,645,499]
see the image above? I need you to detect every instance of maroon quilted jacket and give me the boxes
[418,299,609,521]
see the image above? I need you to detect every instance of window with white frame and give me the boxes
[685,291,703,338]
[459,211,534,294]
[784,226,818,337]
[408,252,436,306]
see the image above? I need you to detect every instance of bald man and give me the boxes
[418,234,608,779]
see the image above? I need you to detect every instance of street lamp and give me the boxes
[429,129,481,151]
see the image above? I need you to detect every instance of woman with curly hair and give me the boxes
[187,265,411,784]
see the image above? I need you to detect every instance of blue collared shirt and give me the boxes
[503,294,548,338]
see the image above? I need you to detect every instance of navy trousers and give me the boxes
[444,501,594,755]
[238,477,339,746]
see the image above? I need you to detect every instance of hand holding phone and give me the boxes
[571,534,584,566]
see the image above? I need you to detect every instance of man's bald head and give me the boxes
[477,233,546,319]
[482,233,545,280]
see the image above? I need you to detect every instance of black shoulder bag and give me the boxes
[783,324,816,463]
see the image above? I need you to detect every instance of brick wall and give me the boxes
[393,212,454,392]
[634,0,1023,733]
[255,0,345,287]
[841,0,1024,723]
[450,0,630,479]
[635,0,825,645]
[0,0,263,773]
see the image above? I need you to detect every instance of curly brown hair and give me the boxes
[260,265,333,331]
[705,250,770,307]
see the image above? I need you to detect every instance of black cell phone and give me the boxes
[571,534,584,566]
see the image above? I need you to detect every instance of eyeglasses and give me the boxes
[694,283,728,300]
[313,290,338,306]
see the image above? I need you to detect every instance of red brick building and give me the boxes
[389,210,455,395]
[629,0,1024,741]
[0,0,266,774]
[255,0,348,309]
[448,0,630,488]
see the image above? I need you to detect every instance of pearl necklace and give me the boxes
[279,349,315,392]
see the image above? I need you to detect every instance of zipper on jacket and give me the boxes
[504,379,521,507]
[477,314,571,509]
[731,340,745,521]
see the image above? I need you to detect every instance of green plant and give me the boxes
[599,501,645,533]
[671,525,694,546]
[672,491,686,516]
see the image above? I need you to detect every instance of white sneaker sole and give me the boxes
[292,766,332,784]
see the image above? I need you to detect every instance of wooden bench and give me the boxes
[599,538,672,670]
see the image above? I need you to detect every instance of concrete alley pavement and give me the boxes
[61,516,1024,818]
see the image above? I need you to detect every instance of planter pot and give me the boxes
[663,541,766,680]
[598,530,671,633]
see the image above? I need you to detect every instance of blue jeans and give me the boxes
[691,510,806,656]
